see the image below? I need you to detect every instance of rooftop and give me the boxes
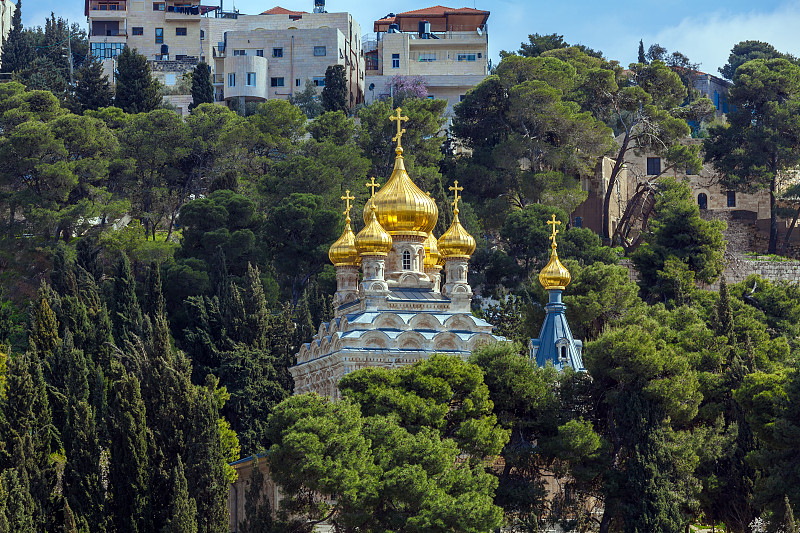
[374,5,489,33]
[260,6,308,16]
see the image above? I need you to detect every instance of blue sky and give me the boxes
[21,0,800,75]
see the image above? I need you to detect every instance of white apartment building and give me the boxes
[363,5,489,118]
[85,1,364,110]
[0,0,17,70]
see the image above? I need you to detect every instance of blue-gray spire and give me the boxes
[530,288,584,372]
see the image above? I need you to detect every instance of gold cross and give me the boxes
[366,177,380,197]
[341,189,355,217]
[449,180,464,211]
[390,107,409,149]
[547,214,561,245]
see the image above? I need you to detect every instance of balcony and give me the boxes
[88,1,127,18]
[90,29,127,38]
[165,5,202,20]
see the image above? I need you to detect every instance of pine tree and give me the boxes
[161,457,198,533]
[0,0,34,73]
[189,61,213,111]
[115,46,161,114]
[322,64,348,113]
[716,276,735,344]
[72,56,113,112]
[638,40,647,64]
[110,254,142,346]
[107,373,150,533]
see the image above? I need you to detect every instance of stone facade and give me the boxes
[87,3,364,106]
[364,6,490,119]
[0,0,15,70]
[227,455,280,532]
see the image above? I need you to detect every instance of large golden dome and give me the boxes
[328,213,360,266]
[539,215,571,290]
[355,203,393,256]
[423,232,441,268]
[363,108,438,238]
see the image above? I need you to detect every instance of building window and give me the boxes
[574,216,583,228]
[427,95,434,99]
[175,27,187,36]
[272,47,283,58]
[313,46,326,56]
[418,52,436,62]
[392,53,400,68]
[233,49,246,56]
[246,72,256,86]
[459,94,466,102]
[132,27,143,36]
[271,77,285,87]
[698,193,708,210]
[313,77,325,87]
[228,73,235,87]
[91,42,124,59]
[153,2,165,10]
[457,53,477,61]
[155,28,163,44]
[200,30,205,40]
[727,191,736,208]
[256,49,264,57]
[295,78,301,87]
[402,250,411,270]
[646,157,661,176]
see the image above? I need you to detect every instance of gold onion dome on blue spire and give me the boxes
[364,108,438,237]
[438,180,476,258]
[355,203,393,256]
[539,214,571,290]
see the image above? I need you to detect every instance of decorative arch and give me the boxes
[362,331,390,349]
[444,314,475,331]
[409,314,440,331]
[468,333,496,352]
[374,313,405,330]
[698,192,708,210]
[397,331,426,351]
[433,331,460,352]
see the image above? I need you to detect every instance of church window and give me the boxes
[561,345,567,361]
[402,250,411,270]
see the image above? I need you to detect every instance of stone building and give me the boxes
[363,5,490,120]
[85,1,364,111]
[0,0,16,69]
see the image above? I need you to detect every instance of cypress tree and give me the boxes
[638,39,647,64]
[186,377,228,533]
[72,56,113,113]
[110,254,142,346]
[781,495,798,533]
[322,64,348,113]
[63,400,105,532]
[107,373,150,533]
[0,469,35,533]
[29,294,61,358]
[715,276,735,344]
[143,262,165,320]
[115,46,161,114]
[241,264,268,349]
[161,457,198,533]
[189,61,214,111]
[238,457,273,533]
[0,0,34,73]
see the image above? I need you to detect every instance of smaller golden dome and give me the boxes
[355,203,393,256]
[423,232,441,268]
[539,214,571,290]
[329,214,360,266]
[438,209,476,259]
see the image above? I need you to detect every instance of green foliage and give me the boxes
[632,177,726,304]
[0,0,34,74]
[115,46,161,114]
[161,458,198,533]
[718,40,796,80]
[238,457,273,533]
[290,79,323,119]
[321,64,348,113]
[71,56,113,113]
[189,62,213,111]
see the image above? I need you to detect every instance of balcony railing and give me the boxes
[88,1,127,12]
[90,29,127,37]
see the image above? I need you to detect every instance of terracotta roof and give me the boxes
[397,5,489,16]
[260,6,308,15]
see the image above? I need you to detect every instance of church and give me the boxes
[290,108,503,398]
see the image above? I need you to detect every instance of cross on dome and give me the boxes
[547,214,561,247]
[449,180,464,212]
[341,190,355,217]
[366,177,381,198]
[390,107,409,150]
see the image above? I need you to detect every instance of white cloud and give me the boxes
[635,2,800,75]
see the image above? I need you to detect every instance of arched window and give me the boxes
[561,346,567,361]
[698,193,708,210]
[402,250,411,270]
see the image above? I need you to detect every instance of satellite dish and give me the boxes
[476,26,483,36]
[369,83,375,91]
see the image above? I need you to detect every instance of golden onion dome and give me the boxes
[355,203,393,256]
[423,232,441,268]
[328,213,360,267]
[364,147,438,238]
[438,207,476,259]
[538,214,571,290]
